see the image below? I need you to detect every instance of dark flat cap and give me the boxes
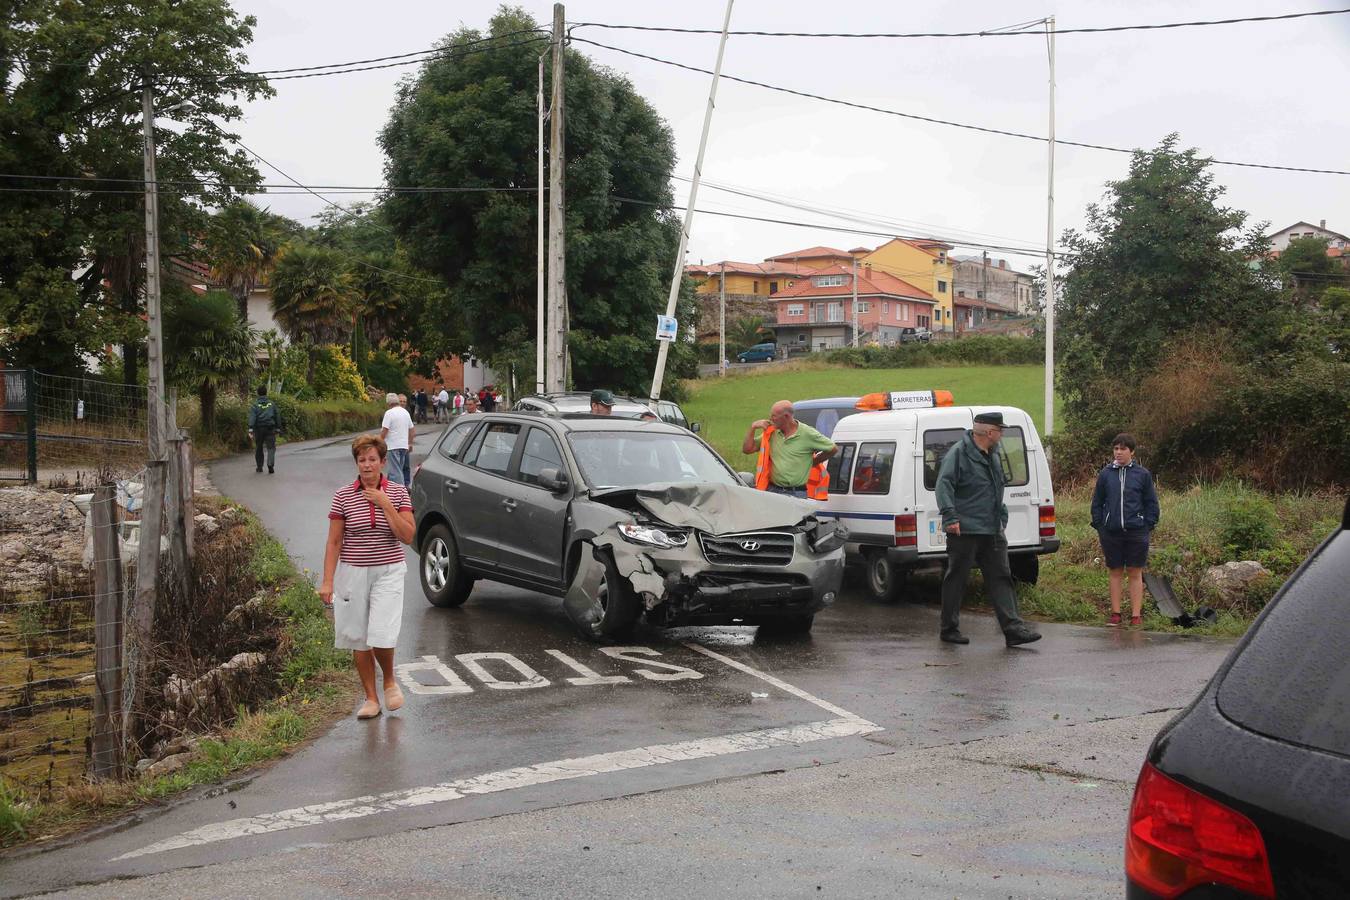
[590,388,615,406]
[973,411,1005,427]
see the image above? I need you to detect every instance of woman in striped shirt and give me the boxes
[319,434,416,719]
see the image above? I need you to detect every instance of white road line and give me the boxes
[114,717,880,860]
[683,642,865,721]
[115,646,882,861]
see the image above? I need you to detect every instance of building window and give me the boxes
[937,280,948,293]
[787,304,804,316]
[858,301,870,313]
[797,333,807,343]
[900,303,909,320]
[812,274,845,287]
[769,281,779,294]
[957,290,965,297]
[976,290,984,299]
[753,280,759,293]
[882,301,889,315]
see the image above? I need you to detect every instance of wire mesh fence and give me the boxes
[0,487,133,794]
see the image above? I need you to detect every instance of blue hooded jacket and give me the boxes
[1090,461,1159,533]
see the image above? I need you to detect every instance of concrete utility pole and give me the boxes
[546,4,567,393]
[536,51,548,395]
[141,79,166,461]
[650,0,735,402]
[718,263,726,376]
[1044,16,1057,443]
[982,250,990,325]
[851,255,859,347]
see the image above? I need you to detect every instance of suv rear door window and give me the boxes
[464,422,521,476]
[826,442,855,494]
[852,442,896,495]
[517,427,564,487]
[923,429,965,490]
[1216,532,1350,756]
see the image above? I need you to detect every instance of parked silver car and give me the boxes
[409,413,846,639]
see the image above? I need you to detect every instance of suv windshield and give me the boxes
[568,432,737,490]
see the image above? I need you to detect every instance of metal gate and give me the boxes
[0,369,35,482]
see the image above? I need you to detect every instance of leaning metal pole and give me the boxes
[1043,16,1057,447]
[649,0,735,403]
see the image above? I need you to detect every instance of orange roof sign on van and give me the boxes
[855,390,955,411]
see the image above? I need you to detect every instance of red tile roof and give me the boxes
[764,246,856,262]
[768,264,934,303]
[870,237,954,259]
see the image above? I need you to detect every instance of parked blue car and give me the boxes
[737,342,777,363]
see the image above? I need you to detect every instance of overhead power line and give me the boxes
[568,8,1350,38]
[572,36,1350,177]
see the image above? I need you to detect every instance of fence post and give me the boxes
[25,368,37,482]
[165,436,192,600]
[91,483,123,779]
[125,459,165,751]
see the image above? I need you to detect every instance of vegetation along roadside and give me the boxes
[0,502,354,850]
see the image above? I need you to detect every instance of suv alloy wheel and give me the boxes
[419,523,474,607]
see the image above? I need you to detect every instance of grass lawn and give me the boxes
[684,363,1055,465]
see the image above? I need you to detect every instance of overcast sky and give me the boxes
[227,0,1350,269]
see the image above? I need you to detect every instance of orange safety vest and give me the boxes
[755,426,829,500]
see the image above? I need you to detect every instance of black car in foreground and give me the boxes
[1126,497,1350,898]
[409,412,846,640]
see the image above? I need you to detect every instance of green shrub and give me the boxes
[823,335,1043,369]
[1220,496,1278,558]
[0,781,37,842]
[365,349,411,394]
[310,344,367,401]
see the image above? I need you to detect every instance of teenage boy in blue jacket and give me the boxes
[1090,433,1160,626]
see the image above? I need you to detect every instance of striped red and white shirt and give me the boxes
[328,477,413,566]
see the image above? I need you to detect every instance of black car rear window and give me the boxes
[1215,530,1350,758]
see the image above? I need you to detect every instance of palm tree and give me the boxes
[728,315,772,352]
[202,201,286,323]
[270,244,357,382]
[164,290,256,433]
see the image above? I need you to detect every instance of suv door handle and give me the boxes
[444,478,459,492]
[501,498,518,511]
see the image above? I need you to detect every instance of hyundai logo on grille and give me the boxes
[739,540,761,552]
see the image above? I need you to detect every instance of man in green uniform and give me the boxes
[247,385,283,474]
[936,411,1041,647]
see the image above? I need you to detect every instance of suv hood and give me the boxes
[590,482,816,535]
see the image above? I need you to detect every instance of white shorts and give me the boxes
[333,560,406,650]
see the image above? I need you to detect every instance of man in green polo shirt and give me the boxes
[742,400,836,499]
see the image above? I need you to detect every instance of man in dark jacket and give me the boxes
[247,385,282,474]
[1090,433,1160,626]
[935,411,1041,647]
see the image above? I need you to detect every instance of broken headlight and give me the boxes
[808,518,849,554]
[618,522,689,549]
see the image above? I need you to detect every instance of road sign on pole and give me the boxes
[655,315,679,342]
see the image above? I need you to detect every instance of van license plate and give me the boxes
[929,520,946,547]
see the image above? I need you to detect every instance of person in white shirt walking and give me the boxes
[380,392,415,485]
[437,385,451,423]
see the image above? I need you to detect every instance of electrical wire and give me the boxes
[568,8,1350,38]
[572,36,1350,177]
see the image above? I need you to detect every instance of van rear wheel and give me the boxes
[864,549,907,602]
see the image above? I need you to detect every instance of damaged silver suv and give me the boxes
[409,413,846,639]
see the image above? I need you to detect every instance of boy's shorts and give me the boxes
[1099,528,1150,569]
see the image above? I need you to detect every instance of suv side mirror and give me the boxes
[738,471,755,488]
[538,466,570,493]
[691,422,701,434]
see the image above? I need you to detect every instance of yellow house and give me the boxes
[684,260,816,298]
[861,238,955,332]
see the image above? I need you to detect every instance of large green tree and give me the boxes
[202,200,297,321]
[270,244,356,381]
[0,0,271,377]
[1055,135,1275,422]
[379,6,698,396]
[1275,235,1339,304]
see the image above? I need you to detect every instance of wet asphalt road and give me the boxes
[0,429,1238,898]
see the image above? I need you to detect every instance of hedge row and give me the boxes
[821,335,1044,368]
[207,394,384,452]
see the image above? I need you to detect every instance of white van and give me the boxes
[814,397,1059,601]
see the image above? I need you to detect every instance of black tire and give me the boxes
[1009,553,1040,586]
[864,548,907,602]
[757,614,815,636]
[419,523,474,607]
[573,551,640,642]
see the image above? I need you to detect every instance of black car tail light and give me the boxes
[1126,762,1274,899]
